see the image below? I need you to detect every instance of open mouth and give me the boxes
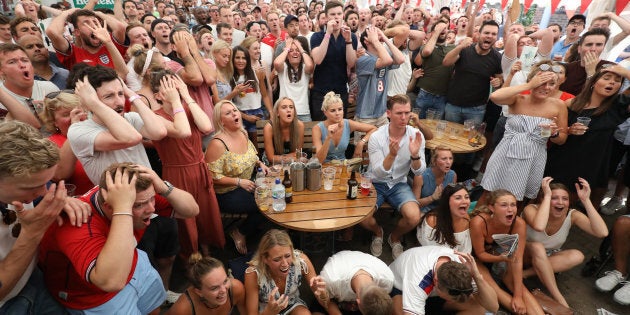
[114,106,124,114]
[22,71,31,79]
[505,214,514,222]
[280,266,289,273]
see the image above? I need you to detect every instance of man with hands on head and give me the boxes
[47,9,129,78]
[366,94,426,260]
[389,246,499,315]
[39,162,199,313]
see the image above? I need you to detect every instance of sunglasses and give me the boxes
[1,207,20,238]
[447,287,474,297]
[538,64,563,73]
[45,89,75,99]
[446,182,466,189]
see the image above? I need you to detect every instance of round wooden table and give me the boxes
[419,119,487,153]
[261,175,377,233]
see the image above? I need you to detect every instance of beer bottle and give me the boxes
[283,170,293,203]
[347,171,358,200]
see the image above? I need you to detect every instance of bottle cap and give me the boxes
[276,179,281,184]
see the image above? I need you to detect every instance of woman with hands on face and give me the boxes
[150,69,225,256]
[521,177,607,308]
[479,60,568,209]
[546,64,630,208]
[470,190,545,315]
[244,229,325,315]
[312,92,376,163]
[274,37,314,122]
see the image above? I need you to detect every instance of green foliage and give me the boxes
[518,4,538,26]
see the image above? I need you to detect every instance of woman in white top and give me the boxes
[522,177,608,308]
[230,46,273,148]
[274,37,314,122]
[417,183,472,254]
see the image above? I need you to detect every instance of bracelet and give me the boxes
[324,33,331,39]
[345,41,352,45]
[173,108,185,115]
[112,212,133,217]
[236,178,241,187]
[410,155,421,161]
[550,130,560,138]
[360,138,368,144]
[128,95,141,103]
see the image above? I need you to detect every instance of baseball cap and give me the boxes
[568,14,586,25]
[284,15,298,27]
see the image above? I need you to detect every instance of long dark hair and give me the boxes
[570,67,623,116]
[422,184,469,248]
[231,46,258,93]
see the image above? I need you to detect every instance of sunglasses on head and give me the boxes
[1,207,21,238]
[446,182,466,190]
[447,287,474,297]
[538,64,562,73]
[45,89,75,99]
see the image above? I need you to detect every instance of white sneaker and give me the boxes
[614,281,630,305]
[388,234,404,260]
[601,196,624,215]
[165,290,181,304]
[596,270,625,292]
[371,228,384,257]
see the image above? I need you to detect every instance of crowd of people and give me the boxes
[0,0,630,314]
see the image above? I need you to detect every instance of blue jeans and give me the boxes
[414,89,447,119]
[297,114,312,122]
[444,103,486,124]
[0,267,67,315]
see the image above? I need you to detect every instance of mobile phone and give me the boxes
[245,80,255,85]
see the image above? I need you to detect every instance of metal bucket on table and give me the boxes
[290,162,305,192]
[306,163,321,191]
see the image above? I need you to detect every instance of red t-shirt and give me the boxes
[521,90,575,101]
[261,30,287,49]
[56,36,127,70]
[38,186,172,309]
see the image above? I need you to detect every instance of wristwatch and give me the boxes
[160,181,174,197]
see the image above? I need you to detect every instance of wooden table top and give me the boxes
[262,177,377,232]
[419,119,487,154]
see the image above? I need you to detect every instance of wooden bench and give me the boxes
[255,120,319,153]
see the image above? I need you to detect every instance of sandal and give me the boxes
[229,229,248,255]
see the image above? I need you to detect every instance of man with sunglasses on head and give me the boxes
[0,120,68,313]
[389,246,498,315]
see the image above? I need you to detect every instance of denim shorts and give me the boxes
[373,182,419,211]
[242,108,264,132]
[68,250,166,315]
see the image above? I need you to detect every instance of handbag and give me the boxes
[531,288,574,315]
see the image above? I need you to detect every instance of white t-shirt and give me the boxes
[0,81,59,113]
[68,112,150,184]
[389,246,461,315]
[278,65,310,115]
[0,202,37,307]
[387,48,412,97]
[320,250,394,302]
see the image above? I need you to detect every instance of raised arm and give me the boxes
[528,28,554,57]
[94,9,128,44]
[136,164,199,219]
[171,32,203,86]
[572,178,608,238]
[74,77,143,151]
[123,82,167,140]
[89,20,128,78]
[422,22,447,58]
[46,8,77,54]
[89,169,137,292]
[605,12,630,46]
[380,28,405,65]
[311,20,336,65]
[442,37,471,66]
[157,76,192,139]
[175,76,213,134]
[0,88,40,128]
[186,35,217,86]
[522,177,552,232]
[365,27,392,69]
[113,0,126,23]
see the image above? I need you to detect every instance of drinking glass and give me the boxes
[255,186,271,212]
[360,173,371,196]
[436,120,447,138]
[576,117,591,127]
[322,167,336,191]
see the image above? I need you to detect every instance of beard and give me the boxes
[81,33,102,49]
